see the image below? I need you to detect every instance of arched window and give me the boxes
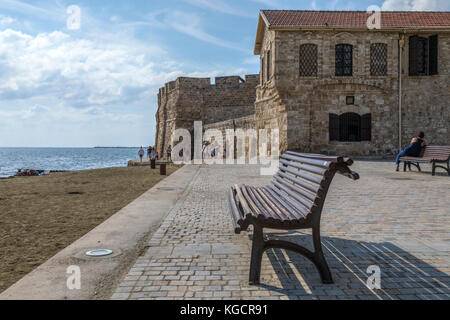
[329,113,371,142]
[299,44,318,77]
[370,43,387,76]
[335,44,353,76]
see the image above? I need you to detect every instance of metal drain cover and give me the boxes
[85,249,113,257]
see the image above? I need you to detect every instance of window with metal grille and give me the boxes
[409,35,438,76]
[335,44,353,76]
[329,113,371,142]
[299,44,318,77]
[370,43,387,76]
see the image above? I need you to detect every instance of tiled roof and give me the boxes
[261,10,450,28]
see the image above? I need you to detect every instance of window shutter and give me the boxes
[429,35,438,75]
[409,36,428,76]
[329,114,339,141]
[361,113,372,141]
[409,36,419,76]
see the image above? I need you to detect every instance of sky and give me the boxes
[0,0,448,147]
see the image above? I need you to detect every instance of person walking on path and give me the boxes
[147,146,152,159]
[138,146,145,163]
[150,148,157,160]
[395,131,427,171]
[166,145,172,161]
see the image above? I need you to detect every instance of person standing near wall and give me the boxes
[147,146,152,159]
[166,145,172,161]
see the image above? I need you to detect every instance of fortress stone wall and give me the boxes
[155,75,258,156]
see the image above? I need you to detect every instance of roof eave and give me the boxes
[254,11,271,55]
[267,25,450,32]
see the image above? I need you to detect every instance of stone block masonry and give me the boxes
[155,75,259,157]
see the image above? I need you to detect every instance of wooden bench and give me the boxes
[399,145,450,176]
[228,152,359,285]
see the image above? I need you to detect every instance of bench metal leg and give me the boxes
[410,162,421,172]
[312,226,333,284]
[432,162,436,176]
[249,225,264,285]
[403,162,407,172]
[432,161,450,176]
[249,224,334,285]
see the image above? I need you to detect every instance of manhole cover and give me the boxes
[85,249,113,257]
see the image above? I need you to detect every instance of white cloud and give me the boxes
[0,15,16,26]
[381,0,450,10]
[0,28,180,107]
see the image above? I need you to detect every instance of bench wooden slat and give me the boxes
[256,188,296,224]
[286,151,354,166]
[249,187,286,223]
[241,185,267,220]
[275,171,321,198]
[271,180,312,217]
[254,187,292,222]
[263,186,305,221]
[285,151,344,163]
[245,186,276,222]
[267,184,309,219]
[273,172,319,204]
[279,164,324,185]
[234,184,252,218]
[228,188,244,233]
[279,158,329,176]
[281,153,333,168]
[273,175,316,209]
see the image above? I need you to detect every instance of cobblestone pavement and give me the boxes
[111,161,450,300]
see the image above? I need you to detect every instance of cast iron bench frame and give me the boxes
[399,145,450,176]
[228,151,359,285]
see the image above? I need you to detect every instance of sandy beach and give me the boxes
[0,164,180,293]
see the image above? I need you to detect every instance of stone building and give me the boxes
[155,75,259,156]
[155,10,449,157]
[254,10,450,155]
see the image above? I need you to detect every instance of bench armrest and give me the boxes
[335,164,360,180]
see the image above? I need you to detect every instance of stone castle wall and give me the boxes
[256,29,449,156]
[155,75,259,156]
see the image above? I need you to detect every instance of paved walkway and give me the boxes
[111,161,450,300]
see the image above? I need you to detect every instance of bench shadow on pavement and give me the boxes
[252,231,450,300]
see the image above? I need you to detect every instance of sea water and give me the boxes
[0,147,141,177]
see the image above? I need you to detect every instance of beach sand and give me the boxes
[0,164,181,293]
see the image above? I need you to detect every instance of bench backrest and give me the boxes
[274,151,359,221]
[422,146,450,161]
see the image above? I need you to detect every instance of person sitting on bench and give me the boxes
[395,131,427,172]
